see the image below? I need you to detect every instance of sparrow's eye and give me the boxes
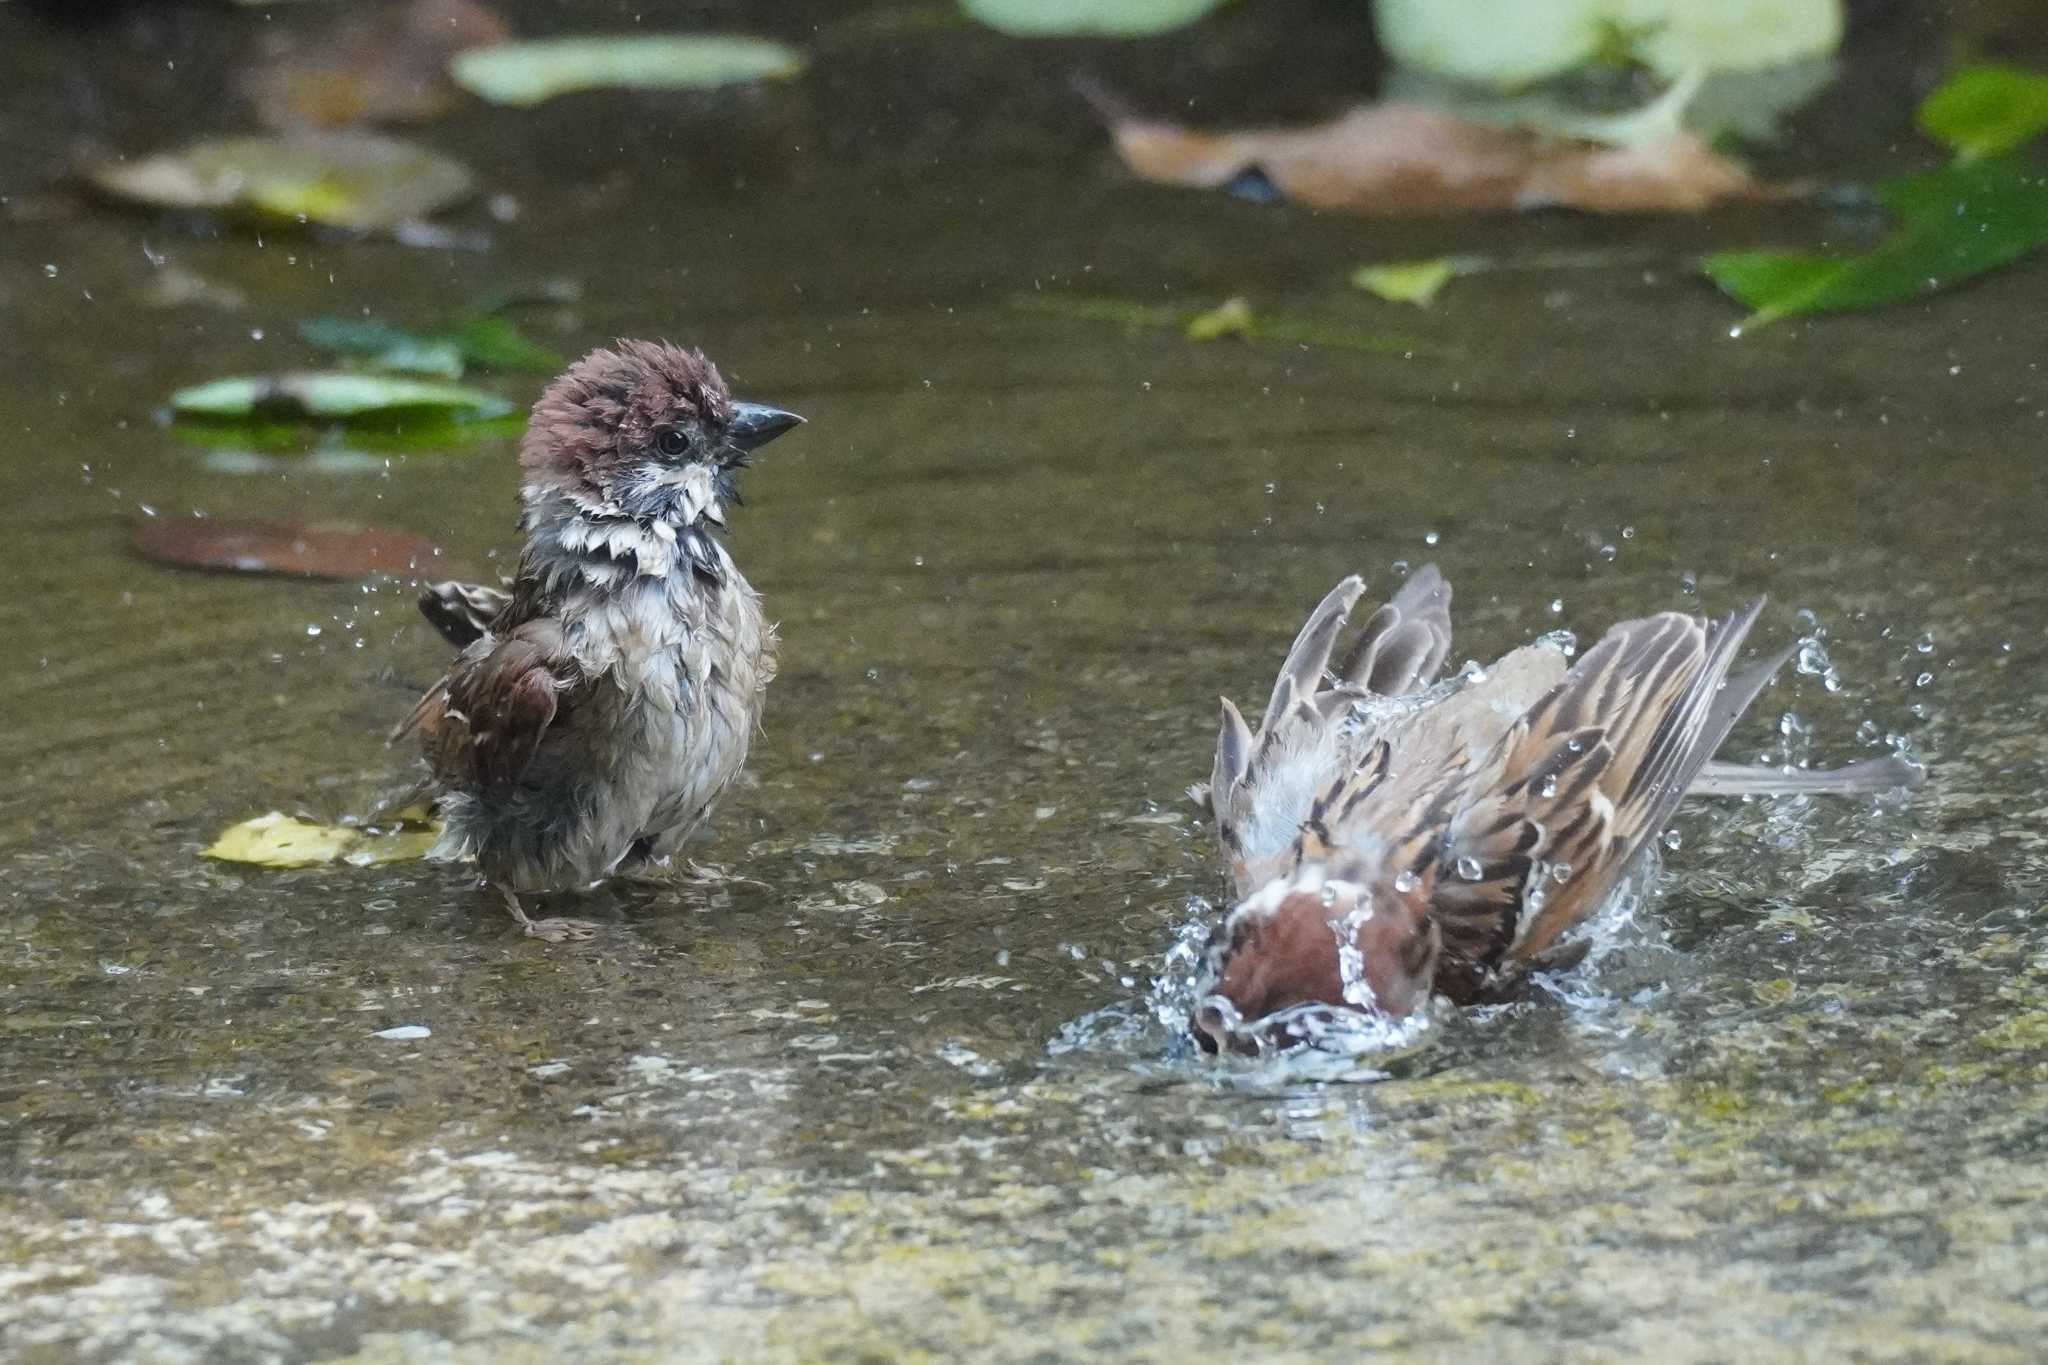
[655,428,691,459]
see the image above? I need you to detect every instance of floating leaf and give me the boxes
[297,313,562,377]
[84,132,474,230]
[1916,63,2048,163]
[1353,258,1461,306]
[298,317,465,378]
[959,0,1226,38]
[204,811,441,868]
[1374,0,1843,87]
[1702,157,2048,327]
[171,372,512,420]
[1012,294,1418,355]
[132,517,445,579]
[245,0,512,129]
[1085,85,1786,217]
[442,315,564,372]
[449,34,805,107]
[1183,295,1254,340]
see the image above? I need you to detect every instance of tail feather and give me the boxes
[1692,755,1925,796]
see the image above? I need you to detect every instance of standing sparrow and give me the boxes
[395,339,803,940]
[1189,565,1922,1052]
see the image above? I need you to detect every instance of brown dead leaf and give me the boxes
[1091,93,1787,217]
[132,518,444,580]
[244,0,512,130]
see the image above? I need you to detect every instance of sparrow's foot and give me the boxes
[499,888,599,943]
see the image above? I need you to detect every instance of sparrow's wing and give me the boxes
[1333,562,1452,696]
[1205,568,1464,897]
[1433,600,1773,970]
[399,618,575,792]
[419,579,514,650]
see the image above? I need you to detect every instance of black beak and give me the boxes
[728,401,804,452]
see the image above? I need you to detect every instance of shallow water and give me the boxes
[5,3,2048,1360]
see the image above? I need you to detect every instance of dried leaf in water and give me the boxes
[204,811,441,868]
[1702,158,2048,327]
[1090,94,1782,217]
[132,517,444,579]
[1917,63,2048,163]
[84,133,474,231]
[959,0,1226,38]
[245,0,512,129]
[1353,258,1461,306]
[171,372,512,420]
[449,34,805,107]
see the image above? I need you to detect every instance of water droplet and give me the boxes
[864,667,880,682]
[305,624,322,637]
[1662,828,1682,852]
[1549,598,1564,615]
[1455,856,1483,881]
[1551,861,1574,882]
[1319,883,1339,907]
[1598,543,1617,561]
[1621,526,1636,540]
[1915,671,1934,688]
[1423,530,1440,546]
[912,555,925,567]
[1914,632,1935,654]
[42,263,58,278]
[1677,571,1698,596]
[1539,775,1558,798]
[1393,870,1419,894]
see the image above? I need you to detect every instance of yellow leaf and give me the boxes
[204,812,360,867]
[1184,295,1254,341]
[1353,258,1459,306]
[202,811,442,868]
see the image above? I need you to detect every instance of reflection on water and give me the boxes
[4,0,2048,1358]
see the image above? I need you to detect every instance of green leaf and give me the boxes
[1183,295,1254,340]
[171,372,513,420]
[1701,158,2048,327]
[1917,64,2048,162]
[83,133,473,231]
[449,34,806,107]
[445,315,565,372]
[959,0,1226,36]
[298,313,563,377]
[298,317,466,378]
[1353,258,1461,306]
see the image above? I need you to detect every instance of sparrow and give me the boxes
[394,339,803,940]
[1189,565,1923,1053]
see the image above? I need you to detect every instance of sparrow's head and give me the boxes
[1190,860,1438,1055]
[522,338,802,527]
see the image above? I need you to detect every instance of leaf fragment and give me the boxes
[958,0,1227,38]
[171,372,512,420]
[449,34,805,107]
[1090,93,1785,217]
[1916,63,2048,163]
[1352,258,1462,306]
[1702,157,2048,326]
[204,812,442,868]
[132,517,445,579]
[84,132,474,230]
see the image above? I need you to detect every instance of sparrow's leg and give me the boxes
[498,887,599,943]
